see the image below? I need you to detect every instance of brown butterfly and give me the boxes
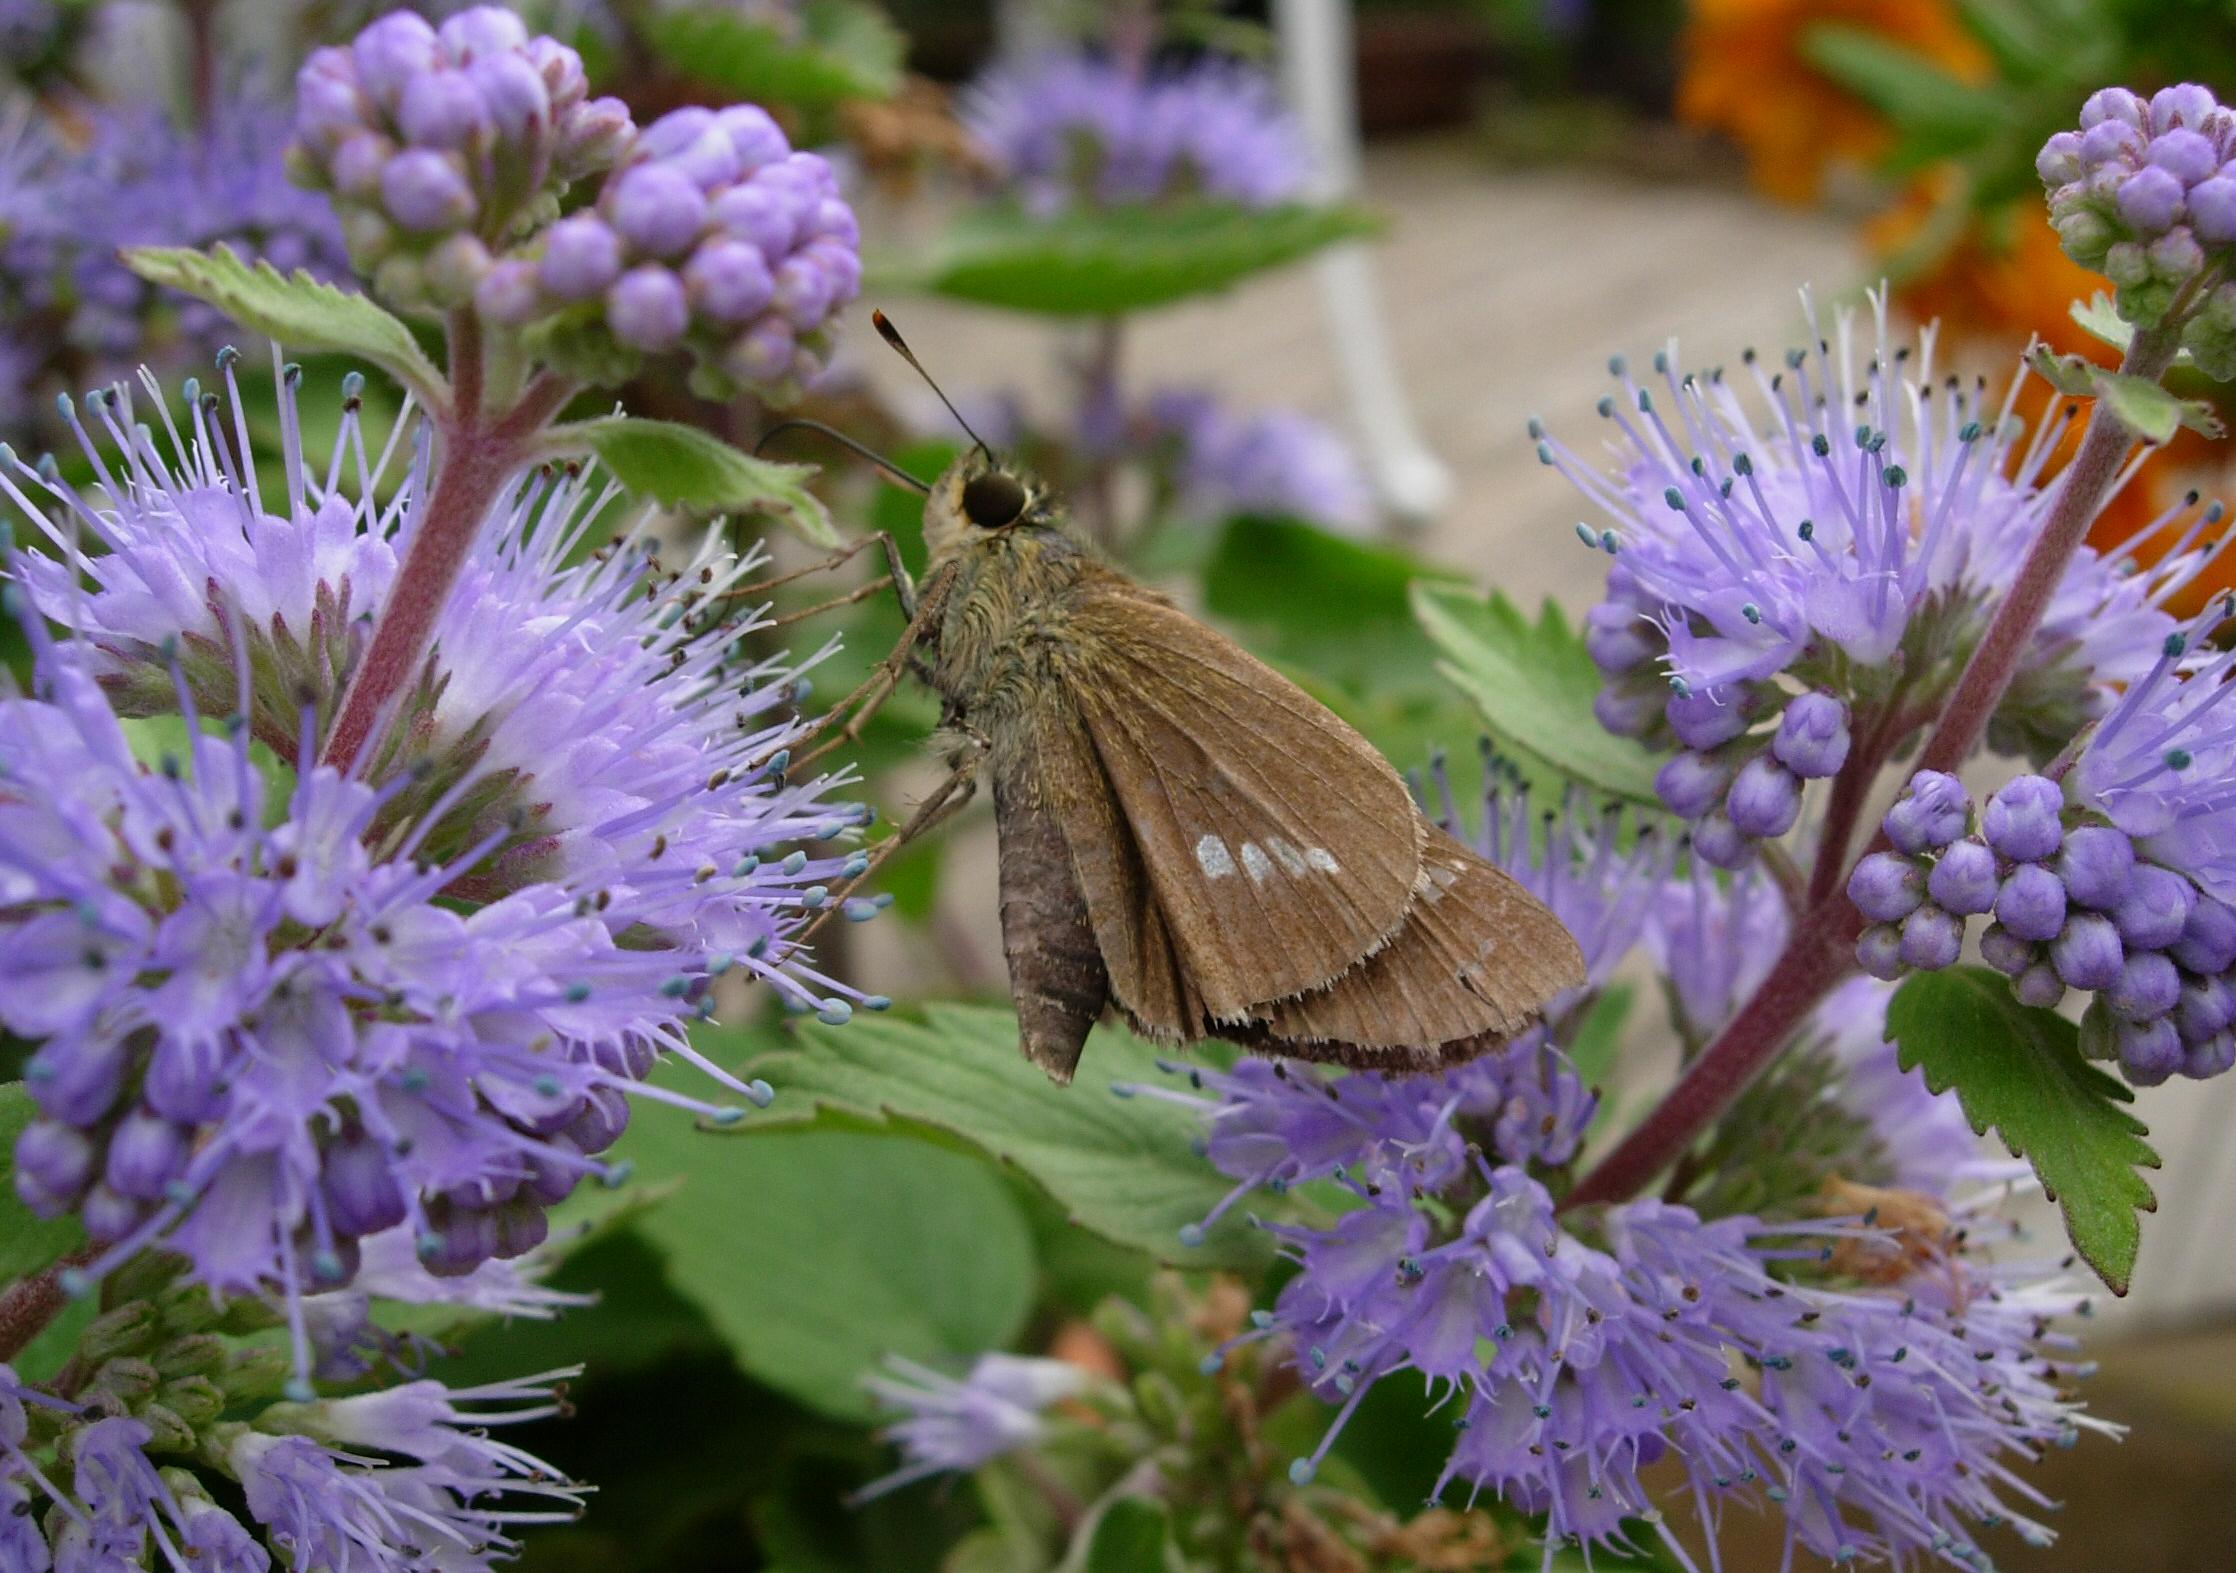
[775,314,1584,1083]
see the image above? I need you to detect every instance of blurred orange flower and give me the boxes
[1678,0,1986,203]
[1867,181,2103,356]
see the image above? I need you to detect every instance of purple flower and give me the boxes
[856,1354,1087,1500]
[1138,388,1374,533]
[0,364,872,1368]
[488,104,859,400]
[289,7,632,309]
[2040,84,2236,331]
[964,51,1313,214]
[1810,976,2001,1194]
[1643,856,1789,1042]
[1172,1049,2098,1568]
[1544,296,2210,778]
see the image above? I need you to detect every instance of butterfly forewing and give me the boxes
[1059,578,1423,1022]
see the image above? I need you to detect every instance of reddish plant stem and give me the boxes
[1561,327,2182,1211]
[319,373,576,773]
[1561,899,1858,1210]
[0,1247,98,1363]
[1907,327,2180,782]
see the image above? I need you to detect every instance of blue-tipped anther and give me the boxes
[1596,395,1614,417]
[216,345,240,369]
[59,1267,94,1300]
[1797,519,1815,542]
[313,1249,345,1283]
[1662,487,1685,511]
[1250,1309,1275,1329]
[165,1180,195,1206]
[871,892,895,910]
[802,885,828,910]
[2166,748,2193,770]
[416,1231,443,1261]
[182,377,200,403]
[341,370,365,397]
[400,1067,430,1093]
[1288,1459,1317,1486]
[565,982,592,1003]
[1177,1222,1206,1247]
[733,854,761,877]
[1607,354,1627,376]
[1733,452,1754,476]
[1959,420,1982,442]
[816,999,853,1026]
[284,1377,317,1403]
[843,899,878,923]
[781,850,807,875]
[282,362,303,385]
[1810,433,1830,457]
[764,749,790,775]
[745,1079,776,1108]
[533,1074,562,1097]
[602,1159,637,1188]
[841,851,870,878]
[710,1104,747,1127]
[1883,464,1908,488]
[1535,441,1553,466]
[1526,415,1544,438]
[1574,522,1597,547]
[1198,1352,1224,1375]
[747,934,771,960]
[862,994,892,1011]
[660,975,691,998]
[1741,603,1761,624]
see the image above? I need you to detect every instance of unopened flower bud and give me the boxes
[1982,775,2064,863]
[2117,1016,2183,1085]
[1654,750,1730,821]
[1848,852,1926,924]
[2113,863,2195,949]
[1725,755,1801,839]
[1996,863,2068,943]
[1900,906,1964,971]
[2056,825,2135,910]
[1885,770,1969,853]
[2109,951,2182,1022]
[2049,911,2125,991]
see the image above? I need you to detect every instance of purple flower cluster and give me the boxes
[1164,1041,2095,1569]
[963,51,1312,215]
[288,7,632,310]
[0,361,872,1374]
[1139,388,1374,533]
[1851,747,2236,1086]
[479,102,860,400]
[1,1359,582,1571]
[2038,83,2236,352]
[68,100,352,351]
[857,1354,1087,1502]
[1545,297,2211,855]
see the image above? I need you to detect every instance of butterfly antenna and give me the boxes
[872,309,995,464]
[754,418,930,495]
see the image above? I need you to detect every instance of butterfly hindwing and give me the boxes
[1055,577,1424,1024]
[1245,827,1588,1054]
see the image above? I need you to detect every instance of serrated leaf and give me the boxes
[551,415,836,545]
[618,1115,1037,1419]
[0,1082,84,1285]
[2070,293,2133,353]
[123,246,443,401]
[732,1003,1278,1268]
[2028,344,2102,397]
[1887,967,2158,1294]
[1412,582,1663,807]
[876,201,1378,316]
[641,0,902,110]
[2091,368,2222,442]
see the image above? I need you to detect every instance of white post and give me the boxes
[1272,0,1455,526]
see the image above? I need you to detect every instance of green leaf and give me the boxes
[2028,344,2102,397]
[620,1118,1037,1418]
[1075,1497,1174,1573]
[122,246,443,401]
[876,201,1378,316]
[1800,25,2003,145]
[552,415,837,546]
[1886,967,2158,1294]
[2091,369,2224,442]
[1563,982,1636,1088]
[640,0,902,110]
[735,1003,1279,1268]
[0,1083,83,1285]
[1412,582,1664,807]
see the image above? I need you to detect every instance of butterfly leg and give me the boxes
[793,727,987,944]
[715,530,918,617]
[791,559,957,772]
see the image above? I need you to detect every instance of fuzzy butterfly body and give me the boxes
[907,447,1587,1083]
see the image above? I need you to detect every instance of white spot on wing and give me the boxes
[1240,842,1273,884]
[1267,837,1307,876]
[1305,847,1339,873]
[1195,834,1236,880]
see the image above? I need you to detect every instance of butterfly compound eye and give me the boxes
[961,471,1028,528]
